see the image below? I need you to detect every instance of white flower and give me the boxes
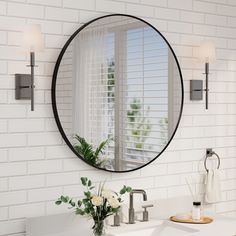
[108,197,120,208]
[102,189,114,199]
[91,195,103,206]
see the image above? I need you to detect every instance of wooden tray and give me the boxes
[170,216,213,224]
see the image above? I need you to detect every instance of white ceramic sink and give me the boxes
[107,220,199,236]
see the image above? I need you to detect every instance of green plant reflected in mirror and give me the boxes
[73,135,111,168]
[52,14,184,172]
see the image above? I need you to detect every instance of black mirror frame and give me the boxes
[51,13,184,173]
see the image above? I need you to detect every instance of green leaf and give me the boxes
[120,185,132,195]
[120,189,125,194]
[73,135,110,167]
[77,200,82,207]
[84,207,90,214]
[74,136,96,165]
[119,186,126,195]
[88,180,92,187]
[82,198,89,204]
[94,139,109,158]
[69,199,75,207]
[55,200,62,205]
[126,187,132,192]
[75,208,85,215]
[81,177,87,186]
[112,207,120,213]
[60,195,69,203]
[84,191,91,198]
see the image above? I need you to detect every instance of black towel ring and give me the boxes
[204,148,220,172]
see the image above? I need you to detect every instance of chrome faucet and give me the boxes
[128,189,147,224]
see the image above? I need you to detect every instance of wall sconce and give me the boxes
[190,41,216,109]
[15,24,44,111]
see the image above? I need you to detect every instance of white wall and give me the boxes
[0,0,236,235]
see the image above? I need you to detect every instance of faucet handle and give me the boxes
[142,204,154,209]
[141,204,154,222]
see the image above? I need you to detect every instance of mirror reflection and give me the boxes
[55,15,183,172]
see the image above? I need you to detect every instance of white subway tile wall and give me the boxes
[0,0,236,234]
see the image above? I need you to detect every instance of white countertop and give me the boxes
[105,216,236,236]
[180,216,236,236]
[26,213,236,236]
[26,195,236,236]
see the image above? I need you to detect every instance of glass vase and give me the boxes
[93,219,105,236]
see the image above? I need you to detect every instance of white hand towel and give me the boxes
[205,169,221,203]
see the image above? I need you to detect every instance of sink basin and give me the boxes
[107,220,199,236]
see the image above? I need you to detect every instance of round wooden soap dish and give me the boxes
[170,216,213,224]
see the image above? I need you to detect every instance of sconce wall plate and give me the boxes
[15,74,31,100]
[15,51,35,111]
[190,80,203,100]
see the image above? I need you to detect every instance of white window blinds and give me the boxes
[116,25,170,170]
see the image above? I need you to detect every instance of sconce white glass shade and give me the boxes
[197,41,216,63]
[21,24,44,53]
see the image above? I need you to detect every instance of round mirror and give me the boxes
[52,14,184,172]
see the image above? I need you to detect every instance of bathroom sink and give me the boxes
[107,220,199,236]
